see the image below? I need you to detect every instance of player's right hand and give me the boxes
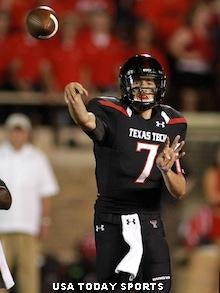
[64,82,89,122]
[64,82,88,105]
[64,82,95,129]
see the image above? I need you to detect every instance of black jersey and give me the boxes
[86,97,187,213]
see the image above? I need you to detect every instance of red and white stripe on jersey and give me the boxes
[161,111,187,126]
[168,117,187,125]
[98,100,129,116]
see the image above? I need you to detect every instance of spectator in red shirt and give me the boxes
[180,146,220,249]
[0,11,13,88]
[36,0,76,17]
[203,146,220,242]
[128,19,170,76]
[177,145,220,293]
[168,3,214,87]
[73,0,116,44]
[48,12,86,92]
[2,0,36,32]
[134,0,193,43]
[79,8,127,93]
[74,0,115,22]
[167,1,216,110]
[3,29,50,91]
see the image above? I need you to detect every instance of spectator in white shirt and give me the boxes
[0,113,59,293]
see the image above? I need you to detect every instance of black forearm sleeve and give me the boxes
[85,116,109,143]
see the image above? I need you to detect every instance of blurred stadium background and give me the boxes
[0,0,219,292]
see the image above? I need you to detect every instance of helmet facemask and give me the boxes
[127,75,160,113]
[119,55,167,113]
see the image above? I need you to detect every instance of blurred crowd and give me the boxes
[0,0,219,112]
[41,233,97,293]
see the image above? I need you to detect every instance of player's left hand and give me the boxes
[156,135,185,173]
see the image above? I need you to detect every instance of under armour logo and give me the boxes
[96,225,105,232]
[126,218,136,225]
[150,220,158,228]
[156,121,165,128]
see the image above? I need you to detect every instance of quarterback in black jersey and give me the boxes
[64,54,187,292]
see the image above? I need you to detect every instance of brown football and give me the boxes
[26,6,59,39]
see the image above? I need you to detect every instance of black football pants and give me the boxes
[94,211,171,293]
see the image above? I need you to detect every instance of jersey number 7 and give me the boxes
[135,142,159,183]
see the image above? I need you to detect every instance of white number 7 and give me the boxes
[135,142,159,183]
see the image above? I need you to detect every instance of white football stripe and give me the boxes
[38,13,58,39]
[38,6,53,12]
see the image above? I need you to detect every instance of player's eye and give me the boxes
[132,87,154,94]
[131,87,140,93]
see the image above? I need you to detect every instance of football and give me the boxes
[26,6,59,40]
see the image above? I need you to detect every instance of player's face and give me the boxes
[131,77,156,102]
[8,127,30,150]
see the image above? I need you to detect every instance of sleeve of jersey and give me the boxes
[170,118,187,175]
[84,98,113,145]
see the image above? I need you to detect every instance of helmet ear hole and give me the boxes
[119,54,166,111]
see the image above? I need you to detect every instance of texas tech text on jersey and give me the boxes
[86,97,187,213]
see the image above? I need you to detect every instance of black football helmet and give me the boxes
[119,54,166,113]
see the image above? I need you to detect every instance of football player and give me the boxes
[64,54,187,292]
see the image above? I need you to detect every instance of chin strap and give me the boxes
[130,101,157,113]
